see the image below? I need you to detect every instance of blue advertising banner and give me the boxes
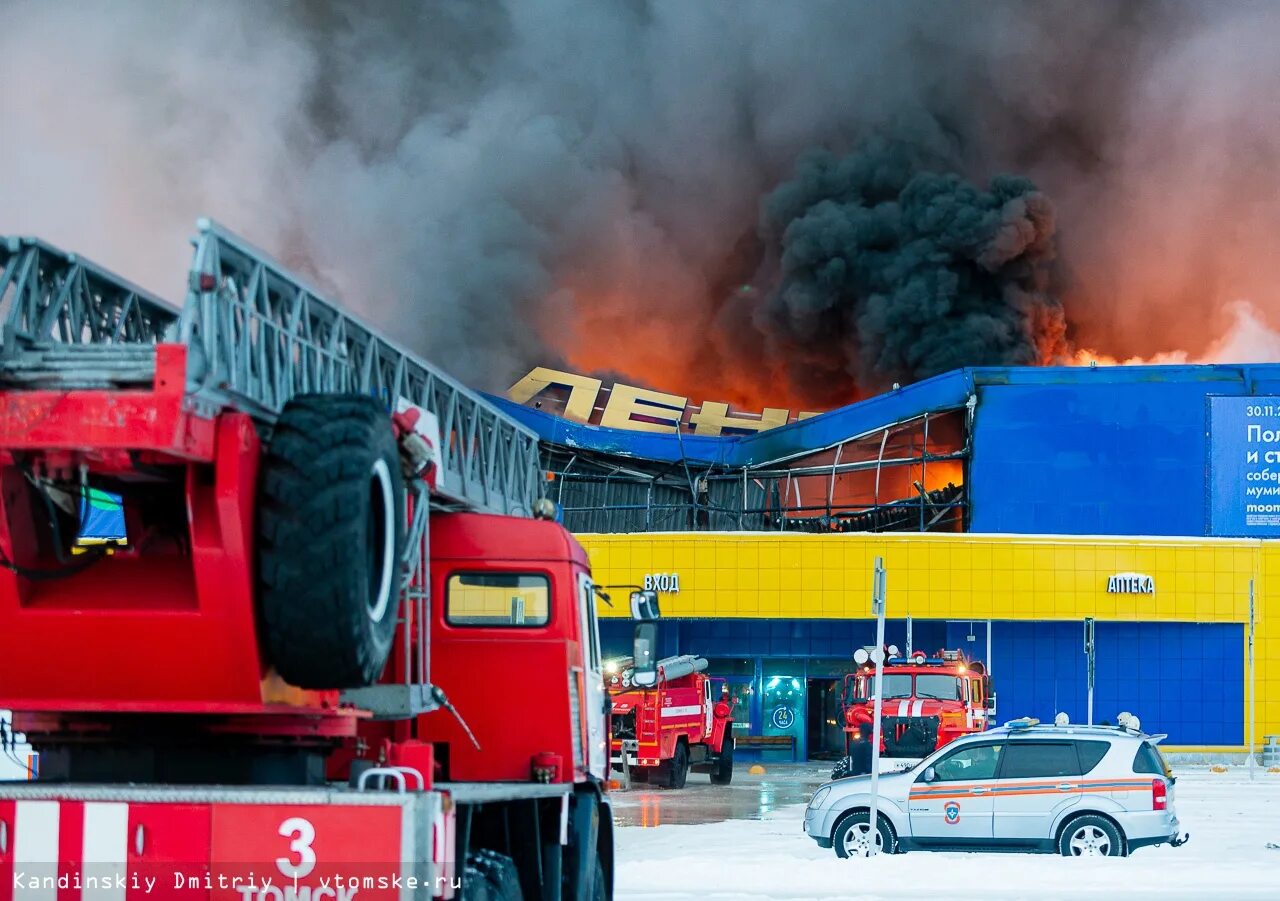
[1209,396,1280,536]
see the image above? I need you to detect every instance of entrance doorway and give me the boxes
[806,679,845,759]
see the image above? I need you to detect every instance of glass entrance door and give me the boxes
[762,675,805,761]
[806,679,845,758]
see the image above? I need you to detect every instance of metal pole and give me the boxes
[920,414,929,531]
[906,615,913,657]
[867,557,887,856]
[986,620,993,676]
[827,442,842,526]
[1249,579,1256,781]
[873,429,889,511]
[1084,617,1096,726]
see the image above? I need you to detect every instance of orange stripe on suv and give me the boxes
[910,778,1156,800]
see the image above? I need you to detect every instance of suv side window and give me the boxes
[1133,741,1169,777]
[998,742,1080,778]
[930,742,1003,782]
[1075,740,1109,774]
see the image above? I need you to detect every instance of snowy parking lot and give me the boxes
[611,764,1280,900]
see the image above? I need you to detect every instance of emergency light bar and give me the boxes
[1005,717,1040,730]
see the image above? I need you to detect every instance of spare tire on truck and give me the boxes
[257,393,405,689]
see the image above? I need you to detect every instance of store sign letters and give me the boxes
[643,572,681,593]
[1107,572,1155,594]
[508,365,819,436]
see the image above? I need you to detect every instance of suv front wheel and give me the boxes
[833,810,897,858]
[1058,815,1126,857]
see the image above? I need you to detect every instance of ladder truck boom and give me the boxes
[0,219,540,515]
[0,220,613,900]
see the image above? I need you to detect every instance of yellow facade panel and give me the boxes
[672,543,695,569]
[581,531,1275,745]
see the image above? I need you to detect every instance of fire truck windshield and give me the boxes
[914,674,962,700]
[881,674,913,699]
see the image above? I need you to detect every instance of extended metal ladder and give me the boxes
[0,218,541,516]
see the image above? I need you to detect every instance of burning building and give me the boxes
[493,361,1280,757]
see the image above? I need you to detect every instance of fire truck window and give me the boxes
[881,674,913,699]
[914,674,961,700]
[446,573,550,626]
[579,576,601,669]
[1075,740,1110,774]
[932,743,1003,782]
[843,675,867,704]
[998,742,1081,778]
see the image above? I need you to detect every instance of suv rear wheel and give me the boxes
[1059,815,1126,857]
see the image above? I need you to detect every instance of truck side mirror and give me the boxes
[986,695,997,712]
[630,589,661,621]
[632,622,658,687]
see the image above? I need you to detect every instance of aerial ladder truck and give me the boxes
[0,220,616,900]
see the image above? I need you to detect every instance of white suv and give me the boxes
[804,721,1187,857]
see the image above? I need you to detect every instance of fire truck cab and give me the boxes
[347,512,609,785]
[838,648,994,766]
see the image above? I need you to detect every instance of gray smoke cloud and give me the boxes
[2,1,1279,405]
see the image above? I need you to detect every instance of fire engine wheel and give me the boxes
[462,850,524,900]
[257,393,406,689]
[833,810,897,858]
[664,740,690,789]
[710,736,734,784]
[591,857,606,901]
[1058,815,1126,858]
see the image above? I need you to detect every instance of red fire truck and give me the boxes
[0,221,618,900]
[833,648,994,778]
[604,656,734,788]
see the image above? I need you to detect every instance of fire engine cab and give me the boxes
[835,647,994,777]
[605,655,734,788]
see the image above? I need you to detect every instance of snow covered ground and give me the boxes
[613,766,1280,900]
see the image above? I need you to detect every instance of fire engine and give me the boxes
[604,655,734,788]
[0,220,622,900]
[832,647,994,778]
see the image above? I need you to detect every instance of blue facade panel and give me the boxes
[600,619,1243,746]
[1094,621,1243,745]
[969,382,1244,535]
[976,620,1241,745]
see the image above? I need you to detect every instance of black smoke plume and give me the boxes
[756,141,1065,402]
